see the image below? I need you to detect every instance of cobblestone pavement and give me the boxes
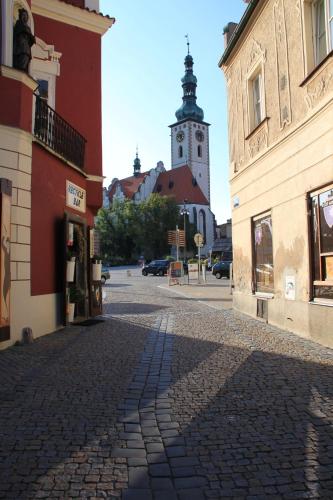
[1,267,333,499]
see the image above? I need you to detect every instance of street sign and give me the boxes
[194,232,204,247]
[168,230,185,246]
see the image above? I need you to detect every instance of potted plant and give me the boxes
[66,249,76,282]
[67,285,83,323]
[91,255,102,282]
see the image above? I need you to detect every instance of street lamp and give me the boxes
[180,199,190,262]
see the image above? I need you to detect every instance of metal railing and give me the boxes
[34,95,86,169]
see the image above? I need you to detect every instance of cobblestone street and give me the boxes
[1,268,333,499]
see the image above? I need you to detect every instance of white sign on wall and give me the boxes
[285,275,296,301]
[66,181,86,213]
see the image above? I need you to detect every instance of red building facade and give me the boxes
[0,0,114,348]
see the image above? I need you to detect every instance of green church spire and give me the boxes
[133,147,141,177]
[175,36,204,122]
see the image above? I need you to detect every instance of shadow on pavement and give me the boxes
[1,313,333,499]
[122,322,333,498]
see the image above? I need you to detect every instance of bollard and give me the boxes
[126,270,131,277]
[22,327,34,344]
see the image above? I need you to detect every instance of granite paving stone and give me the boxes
[1,268,333,499]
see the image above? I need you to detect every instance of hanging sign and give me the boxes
[66,181,86,213]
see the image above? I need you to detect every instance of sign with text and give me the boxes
[66,181,86,213]
[188,263,199,281]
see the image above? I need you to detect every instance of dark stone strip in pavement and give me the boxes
[109,314,206,499]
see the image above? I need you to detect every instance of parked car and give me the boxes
[212,260,232,279]
[142,260,170,276]
[101,266,110,284]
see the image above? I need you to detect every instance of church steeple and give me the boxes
[175,37,204,122]
[133,148,141,177]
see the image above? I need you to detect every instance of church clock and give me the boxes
[195,130,204,142]
[176,131,184,142]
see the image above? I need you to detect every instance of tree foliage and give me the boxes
[96,195,181,263]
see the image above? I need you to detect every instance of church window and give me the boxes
[178,146,183,158]
[193,207,197,227]
[199,209,206,242]
[198,145,202,157]
[168,180,174,189]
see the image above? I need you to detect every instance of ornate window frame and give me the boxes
[301,0,333,76]
[246,40,267,135]
[30,37,61,110]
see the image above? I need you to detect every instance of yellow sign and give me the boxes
[326,256,333,280]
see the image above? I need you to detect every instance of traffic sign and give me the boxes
[194,232,204,247]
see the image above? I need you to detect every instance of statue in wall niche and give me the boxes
[13,8,35,72]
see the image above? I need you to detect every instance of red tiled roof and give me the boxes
[154,165,209,205]
[108,173,148,201]
[59,0,115,21]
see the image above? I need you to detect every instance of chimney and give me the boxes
[223,22,238,49]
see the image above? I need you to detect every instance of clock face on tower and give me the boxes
[195,130,204,142]
[176,131,185,142]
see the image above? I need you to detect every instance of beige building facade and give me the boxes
[220,0,333,347]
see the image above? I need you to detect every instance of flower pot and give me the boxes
[66,259,75,282]
[67,302,75,323]
[92,261,102,281]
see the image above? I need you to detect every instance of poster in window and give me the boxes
[325,256,333,280]
[0,187,11,341]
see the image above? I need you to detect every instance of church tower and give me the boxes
[169,41,211,203]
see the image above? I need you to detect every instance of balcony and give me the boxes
[34,95,86,169]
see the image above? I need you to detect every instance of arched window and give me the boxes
[198,145,202,157]
[193,207,197,228]
[178,145,183,158]
[199,209,206,242]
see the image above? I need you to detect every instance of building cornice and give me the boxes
[31,0,115,35]
[1,65,38,91]
[219,0,260,67]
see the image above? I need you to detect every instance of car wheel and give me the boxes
[215,271,222,279]
[142,270,148,276]
[158,270,164,276]
[101,276,106,284]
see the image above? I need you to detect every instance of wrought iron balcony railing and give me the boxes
[34,95,86,169]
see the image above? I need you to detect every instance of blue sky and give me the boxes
[100,0,246,224]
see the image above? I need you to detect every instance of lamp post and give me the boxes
[180,199,189,262]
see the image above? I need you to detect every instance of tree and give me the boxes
[96,194,180,263]
[140,194,180,260]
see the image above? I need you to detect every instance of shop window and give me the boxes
[310,185,333,302]
[302,0,333,74]
[253,213,274,293]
